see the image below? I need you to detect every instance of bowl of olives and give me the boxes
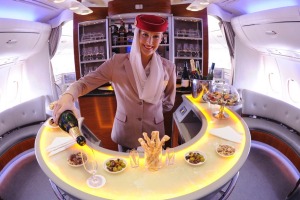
[104,158,127,174]
[184,151,206,166]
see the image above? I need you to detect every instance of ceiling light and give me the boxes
[199,0,209,5]
[186,0,208,11]
[69,1,80,10]
[50,0,66,3]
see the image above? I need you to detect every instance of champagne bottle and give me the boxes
[58,110,86,146]
[181,62,190,90]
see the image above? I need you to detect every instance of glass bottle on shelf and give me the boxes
[161,31,168,44]
[181,61,190,90]
[111,25,119,46]
[127,23,134,45]
[118,20,127,45]
[189,59,200,80]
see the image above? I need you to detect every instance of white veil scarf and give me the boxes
[129,27,165,105]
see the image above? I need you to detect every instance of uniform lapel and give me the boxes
[124,54,139,95]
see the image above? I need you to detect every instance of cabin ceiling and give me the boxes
[0,0,300,23]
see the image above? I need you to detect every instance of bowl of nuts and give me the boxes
[216,144,236,157]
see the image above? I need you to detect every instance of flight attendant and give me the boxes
[53,14,176,152]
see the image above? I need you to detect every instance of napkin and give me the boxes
[46,136,76,154]
[209,126,242,143]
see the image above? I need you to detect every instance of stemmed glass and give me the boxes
[81,148,105,188]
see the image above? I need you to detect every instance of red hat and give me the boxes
[135,14,168,32]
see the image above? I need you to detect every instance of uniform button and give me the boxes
[138,102,143,105]
[137,118,142,121]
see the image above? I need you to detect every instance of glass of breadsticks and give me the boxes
[138,131,170,171]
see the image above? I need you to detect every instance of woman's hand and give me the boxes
[52,93,80,124]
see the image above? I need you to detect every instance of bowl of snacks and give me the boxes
[104,158,127,174]
[67,152,87,167]
[184,151,206,166]
[216,144,236,157]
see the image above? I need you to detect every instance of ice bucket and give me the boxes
[191,79,211,99]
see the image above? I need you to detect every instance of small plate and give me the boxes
[184,151,206,166]
[103,158,127,174]
[216,144,236,157]
[67,152,87,167]
[45,117,59,128]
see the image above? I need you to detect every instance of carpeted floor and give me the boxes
[228,142,299,200]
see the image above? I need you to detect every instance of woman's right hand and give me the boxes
[52,93,80,124]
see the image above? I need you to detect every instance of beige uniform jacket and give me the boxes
[66,53,176,148]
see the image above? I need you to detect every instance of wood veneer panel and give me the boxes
[0,138,35,170]
[108,0,171,16]
[78,96,118,151]
[251,130,300,171]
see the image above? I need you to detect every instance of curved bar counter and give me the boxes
[35,94,251,200]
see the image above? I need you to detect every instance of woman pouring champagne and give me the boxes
[52,14,176,152]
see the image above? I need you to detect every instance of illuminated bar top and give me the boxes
[35,94,251,200]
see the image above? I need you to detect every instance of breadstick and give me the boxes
[143,132,152,145]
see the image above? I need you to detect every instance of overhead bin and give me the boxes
[0,32,40,59]
[231,6,300,59]
[0,18,51,61]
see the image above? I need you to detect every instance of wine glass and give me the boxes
[81,148,105,188]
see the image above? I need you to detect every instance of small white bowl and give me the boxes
[103,158,127,174]
[184,151,207,166]
[216,144,236,157]
[45,117,59,128]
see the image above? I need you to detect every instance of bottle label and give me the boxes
[181,80,190,88]
[69,127,81,139]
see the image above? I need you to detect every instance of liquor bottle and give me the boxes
[118,20,127,45]
[207,62,215,80]
[58,110,86,146]
[111,25,119,46]
[181,62,190,90]
[126,23,134,45]
[161,31,168,44]
[189,59,200,80]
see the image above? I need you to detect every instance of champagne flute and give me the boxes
[81,148,105,188]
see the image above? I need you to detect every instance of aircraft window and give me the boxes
[51,21,75,78]
[287,79,300,103]
[268,72,281,93]
[208,15,231,83]
[51,20,76,94]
